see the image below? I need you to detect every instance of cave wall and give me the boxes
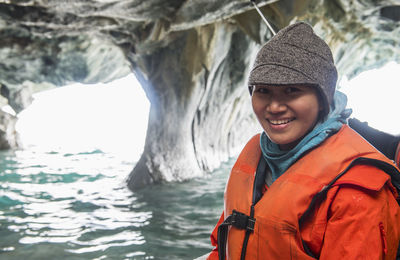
[299,0,400,78]
[0,0,399,189]
[127,21,261,188]
[126,1,316,188]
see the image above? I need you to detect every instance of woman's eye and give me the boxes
[286,87,301,94]
[255,87,269,94]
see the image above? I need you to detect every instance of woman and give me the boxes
[207,22,400,259]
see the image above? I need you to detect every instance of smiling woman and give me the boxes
[15,74,150,161]
[207,22,400,260]
[251,85,321,151]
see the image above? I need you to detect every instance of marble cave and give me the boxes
[0,0,399,190]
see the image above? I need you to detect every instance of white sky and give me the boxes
[15,74,150,161]
[340,61,400,135]
[6,62,400,159]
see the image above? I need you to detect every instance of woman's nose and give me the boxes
[266,98,287,113]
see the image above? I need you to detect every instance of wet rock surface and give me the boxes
[0,0,399,189]
[0,109,19,150]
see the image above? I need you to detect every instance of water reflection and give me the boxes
[0,148,231,259]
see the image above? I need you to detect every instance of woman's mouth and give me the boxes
[268,118,295,125]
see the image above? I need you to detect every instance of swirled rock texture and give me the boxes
[0,0,399,189]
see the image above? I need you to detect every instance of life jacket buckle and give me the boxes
[231,210,256,232]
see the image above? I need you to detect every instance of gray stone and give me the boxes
[0,109,19,150]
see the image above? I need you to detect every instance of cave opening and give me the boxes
[340,61,400,135]
[14,73,150,162]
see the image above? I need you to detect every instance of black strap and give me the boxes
[253,157,268,204]
[397,243,400,260]
[349,118,400,161]
[217,210,256,260]
[217,156,266,260]
[300,157,400,259]
[240,206,255,260]
[217,215,232,260]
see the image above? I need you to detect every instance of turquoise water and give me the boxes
[0,148,231,260]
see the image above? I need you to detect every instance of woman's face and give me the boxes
[251,85,321,150]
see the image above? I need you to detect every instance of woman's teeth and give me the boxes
[269,119,294,125]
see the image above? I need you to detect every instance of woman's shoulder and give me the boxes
[317,125,393,165]
[327,125,381,152]
[332,162,392,193]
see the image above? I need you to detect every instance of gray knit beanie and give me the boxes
[248,22,337,115]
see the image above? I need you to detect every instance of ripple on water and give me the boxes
[0,149,233,259]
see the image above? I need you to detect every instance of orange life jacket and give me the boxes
[213,125,400,260]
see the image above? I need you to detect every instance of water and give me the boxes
[0,148,231,260]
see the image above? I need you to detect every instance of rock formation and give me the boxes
[0,0,399,190]
[0,108,19,150]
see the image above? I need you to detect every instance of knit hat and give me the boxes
[248,22,338,115]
